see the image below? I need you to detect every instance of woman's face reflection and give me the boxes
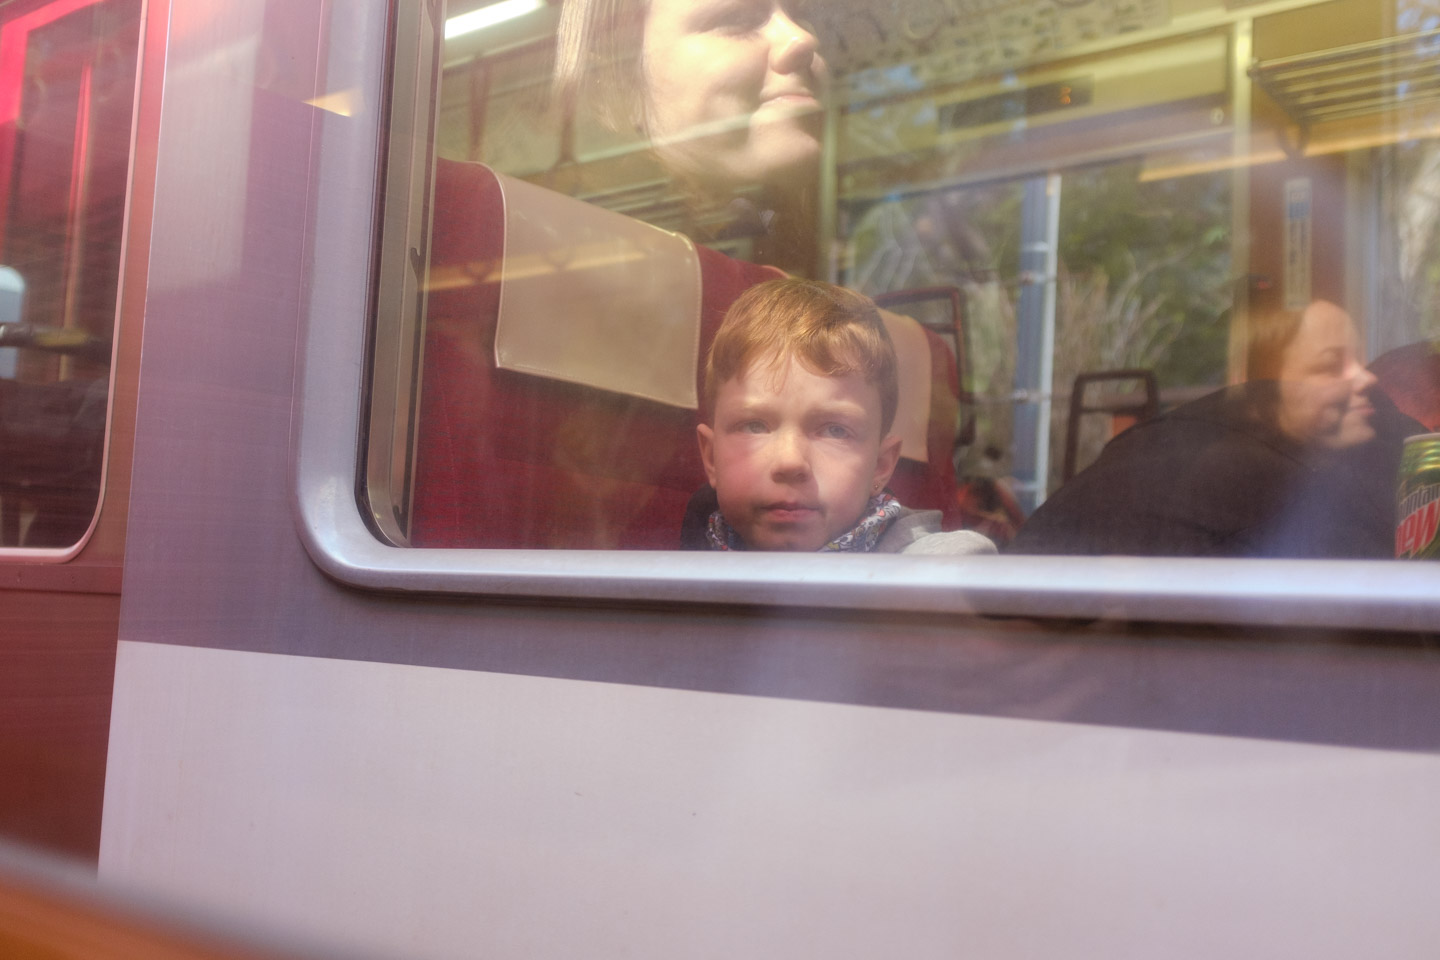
[1276,300,1378,450]
[641,0,827,195]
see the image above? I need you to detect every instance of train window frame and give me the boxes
[0,0,145,563]
[291,0,1440,633]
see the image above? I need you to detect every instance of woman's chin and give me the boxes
[738,135,822,190]
[1317,417,1377,450]
[654,136,818,201]
[1337,420,1378,449]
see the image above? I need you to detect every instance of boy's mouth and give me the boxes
[761,502,819,523]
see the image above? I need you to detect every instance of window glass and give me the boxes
[368,0,1440,562]
[0,0,139,550]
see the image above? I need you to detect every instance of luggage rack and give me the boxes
[1249,28,1440,147]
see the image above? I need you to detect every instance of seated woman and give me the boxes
[1008,299,1424,559]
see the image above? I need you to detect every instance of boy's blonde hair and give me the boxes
[705,279,899,435]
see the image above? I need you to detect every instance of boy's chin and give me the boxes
[742,523,830,552]
[748,533,826,552]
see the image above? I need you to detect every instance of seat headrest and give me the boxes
[492,170,703,409]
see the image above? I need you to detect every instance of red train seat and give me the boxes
[411,160,960,549]
[1371,340,1440,432]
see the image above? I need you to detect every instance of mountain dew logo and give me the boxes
[1397,483,1440,559]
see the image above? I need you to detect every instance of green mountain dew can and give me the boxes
[1396,433,1440,559]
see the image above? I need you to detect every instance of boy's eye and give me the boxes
[819,423,853,440]
[738,420,768,434]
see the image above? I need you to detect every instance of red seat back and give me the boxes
[1371,340,1440,432]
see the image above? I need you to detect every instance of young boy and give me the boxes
[695,278,995,555]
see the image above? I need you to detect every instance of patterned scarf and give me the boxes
[706,493,903,552]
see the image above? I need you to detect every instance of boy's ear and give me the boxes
[697,423,718,488]
[871,433,903,494]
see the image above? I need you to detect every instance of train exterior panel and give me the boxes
[0,0,1438,955]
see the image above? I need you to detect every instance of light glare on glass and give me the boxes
[443,0,544,39]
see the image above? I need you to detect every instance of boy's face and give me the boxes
[697,353,902,551]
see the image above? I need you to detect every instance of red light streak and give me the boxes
[0,0,105,127]
[0,0,105,255]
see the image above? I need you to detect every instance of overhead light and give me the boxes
[444,0,545,39]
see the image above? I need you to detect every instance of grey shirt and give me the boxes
[876,509,997,555]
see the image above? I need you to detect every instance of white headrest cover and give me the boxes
[493,172,702,409]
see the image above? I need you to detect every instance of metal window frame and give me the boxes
[291,0,1440,635]
[0,0,150,563]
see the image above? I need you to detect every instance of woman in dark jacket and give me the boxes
[1009,300,1422,559]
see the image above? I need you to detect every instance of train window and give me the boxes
[0,0,140,556]
[303,0,1440,626]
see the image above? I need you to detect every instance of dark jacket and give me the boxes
[1008,384,1423,559]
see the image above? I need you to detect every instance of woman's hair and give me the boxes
[552,0,648,132]
[705,279,900,435]
[1242,276,1303,381]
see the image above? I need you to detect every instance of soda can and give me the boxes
[1396,433,1440,559]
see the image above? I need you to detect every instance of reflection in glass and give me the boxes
[0,0,139,549]
[549,0,828,274]
[846,162,1231,506]
[397,0,1440,556]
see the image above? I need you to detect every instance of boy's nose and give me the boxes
[770,430,811,481]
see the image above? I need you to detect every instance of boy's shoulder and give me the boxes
[877,508,997,555]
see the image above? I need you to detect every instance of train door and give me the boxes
[0,0,153,859]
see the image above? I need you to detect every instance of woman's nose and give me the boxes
[1349,361,1378,393]
[767,10,820,74]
